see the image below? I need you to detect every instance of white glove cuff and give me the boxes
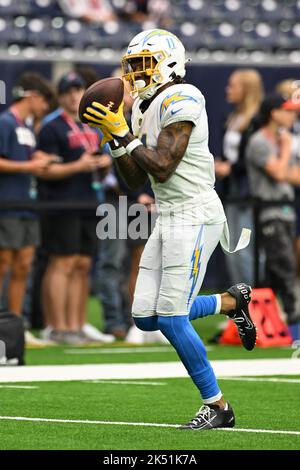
[125,138,143,156]
[110,146,127,159]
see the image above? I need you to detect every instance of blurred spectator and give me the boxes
[215,69,264,285]
[57,0,117,23]
[246,94,300,330]
[75,65,100,88]
[37,72,112,344]
[276,80,300,280]
[30,69,91,332]
[117,0,172,27]
[146,0,172,27]
[0,72,55,345]
[276,79,300,100]
[94,182,130,340]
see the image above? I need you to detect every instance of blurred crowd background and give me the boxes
[1,0,300,56]
[1,0,300,346]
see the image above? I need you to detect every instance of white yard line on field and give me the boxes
[0,416,299,436]
[0,385,38,389]
[86,380,167,385]
[64,347,176,354]
[219,377,300,384]
[0,359,299,383]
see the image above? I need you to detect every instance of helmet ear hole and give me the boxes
[152,74,161,83]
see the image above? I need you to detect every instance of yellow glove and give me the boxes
[83,101,129,139]
[85,122,113,147]
[100,128,114,147]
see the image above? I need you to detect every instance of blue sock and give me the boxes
[189,295,217,321]
[157,315,221,401]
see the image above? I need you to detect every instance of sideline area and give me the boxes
[0,358,299,383]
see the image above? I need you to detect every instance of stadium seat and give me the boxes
[30,0,62,17]
[0,18,10,44]
[240,21,276,50]
[0,0,24,16]
[177,22,208,50]
[62,20,91,48]
[215,0,254,20]
[101,21,132,49]
[174,0,214,21]
[26,17,52,47]
[255,0,285,21]
[286,0,300,20]
[7,16,28,46]
[0,0,299,54]
[209,21,241,50]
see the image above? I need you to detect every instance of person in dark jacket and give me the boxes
[215,69,264,285]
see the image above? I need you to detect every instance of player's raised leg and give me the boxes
[190,283,256,351]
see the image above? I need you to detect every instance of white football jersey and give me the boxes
[131,83,225,223]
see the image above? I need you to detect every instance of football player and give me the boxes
[83,29,256,430]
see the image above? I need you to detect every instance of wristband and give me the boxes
[125,138,143,156]
[110,146,127,158]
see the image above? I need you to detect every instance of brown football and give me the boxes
[79,77,124,123]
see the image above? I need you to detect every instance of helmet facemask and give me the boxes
[122,50,168,100]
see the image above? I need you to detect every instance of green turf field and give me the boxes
[1,297,299,450]
[25,342,295,365]
[0,377,300,450]
[26,297,296,365]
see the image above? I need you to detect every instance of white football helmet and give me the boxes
[122,29,186,100]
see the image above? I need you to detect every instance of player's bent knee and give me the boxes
[134,317,158,331]
[131,297,156,318]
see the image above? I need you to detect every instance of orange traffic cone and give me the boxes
[220,288,292,347]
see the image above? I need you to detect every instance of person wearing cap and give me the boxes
[246,93,300,331]
[0,72,55,345]
[37,72,112,345]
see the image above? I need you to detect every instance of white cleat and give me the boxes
[81,323,115,343]
[40,326,53,341]
[125,325,145,344]
[25,330,51,347]
[125,325,169,344]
